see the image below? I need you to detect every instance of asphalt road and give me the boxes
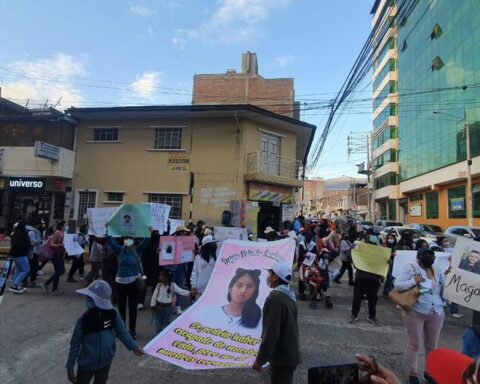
[0,261,470,384]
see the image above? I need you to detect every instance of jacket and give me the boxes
[107,236,147,280]
[66,308,138,374]
[462,327,480,360]
[256,286,301,367]
[190,255,216,294]
[10,231,31,257]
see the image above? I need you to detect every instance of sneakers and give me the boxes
[367,317,380,326]
[349,315,359,324]
[37,270,45,276]
[175,306,183,315]
[79,274,85,280]
[67,277,77,283]
[451,313,464,319]
[9,285,26,294]
[137,303,144,311]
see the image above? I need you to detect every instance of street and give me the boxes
[0,262,469,384]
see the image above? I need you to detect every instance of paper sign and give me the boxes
[63,234,85,256]
[351,242,391,277]
[392,251,451,278]
[303,252,316,267]
[159,236,196,265]
[169,219,185,235]
[443,237,480,311]
[214,227,249,244]
[145,238,296,369]
[107,204,151,238]
[150,203,171,234]
[87,207,117,236]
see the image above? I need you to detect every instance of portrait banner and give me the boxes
[159,236,196,265]
[392,251,451,278]
[144,238,296,369]
[63,234,85,256]
[87,207,117,237]
[443,237,480,311]
[107,204,151,238]
[150,203,171,234]
[351,242,391,277]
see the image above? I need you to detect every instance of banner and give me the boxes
[63,234,85,256]
[167,153,191,171]
[159,236,197,265]
[351,242,391,277]
[107,204,151,238]
[214,227,249,244]
[169,219,185,235]
[443,237,480,311]
[392,251,451,278]
[87,207,117,236]
[144,238,296,369]
[150,203,171,234]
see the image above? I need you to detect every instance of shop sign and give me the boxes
[410,204,422,217]
[8,177,45,190]
[248,182,294,204]
[35,141,60,161]
[450,198,465,211]
[167,153,191,171]
[282,204,296,222]
[55,179,64,191]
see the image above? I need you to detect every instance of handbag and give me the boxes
[388,285,420,311]
[38,238,55,262]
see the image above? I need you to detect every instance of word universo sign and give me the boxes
[8,178,45,190]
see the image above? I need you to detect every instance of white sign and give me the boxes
[443,237,480,311]
[409,205,422,217]
[35,141,60,161]
[150,203,171,234]
[169,219,185,235]
[63,234,85,256]
[87,207,117,236]
[214,226,249,243]
[392,250,451,278]
[282,204,296,222]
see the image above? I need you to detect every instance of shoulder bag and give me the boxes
[388,264,420,311]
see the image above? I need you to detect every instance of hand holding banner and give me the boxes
[351,242,391,277]
[107,204,151,238]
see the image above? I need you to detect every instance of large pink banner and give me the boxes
[144,238,296,369]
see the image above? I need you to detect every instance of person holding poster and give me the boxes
[41,220,66,295]
[253,261,300,384]
[190,235,217,299]
[394,248,446,384]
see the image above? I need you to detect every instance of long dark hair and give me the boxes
[227,268,261,328]
[201,242,217,262]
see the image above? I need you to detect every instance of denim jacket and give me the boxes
[462,327,480,360]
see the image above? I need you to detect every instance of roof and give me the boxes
[0,97,75,123]
[67,104,316,164]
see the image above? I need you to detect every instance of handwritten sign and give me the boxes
[145,238,296,369]
[63,234,85,256]
[107,204,151,238]
[150,203,171,234]
[87,207,117,236]
[159,236,196,265]
[352,242,391,277]
[443,237,480,311]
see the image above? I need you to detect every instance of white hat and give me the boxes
[174,225,191,233]
[76,280,113,310]
[269,261,292,283]
[202,234,218,246]
[264,226,275,234]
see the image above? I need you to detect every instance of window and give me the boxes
[430,23,443,40]
[374,172,398,189]
[431,56,445,71]
[409,193,423,202]
[448,186,466,218]
[148,194,183,219]
[154,128,182,150]
[473,184,480,218]
[373,149,397,170]
[451,228,468,236]
[373,103,397,131]
[388,199,396,220]
[425,191,439,219]
[373,126,397,150]
[105,192,124,203]
[77,191,96,225]
[93,128,118,141]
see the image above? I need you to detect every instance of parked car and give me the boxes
[444,226,480,246]
[408,223,444,238]
[379,226,436,246]
[374,220,403,233]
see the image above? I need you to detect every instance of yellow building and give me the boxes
[68,104,315,237]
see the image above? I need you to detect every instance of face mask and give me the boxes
[387,239,395,244]
[420,255,435,268]
[369,235,378,244]
[86,297,96,309]
[124,239,134,247]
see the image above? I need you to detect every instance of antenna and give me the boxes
[53,97,62,109]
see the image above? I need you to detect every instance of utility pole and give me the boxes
[465,108,473,226]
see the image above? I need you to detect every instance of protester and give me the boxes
[293,215,305,235]
[26,219,43,287]
[41,220,66,295]
[298,230,317,300]
[150,269,191,334]
[264,226,279,241]
[253,261,300,384]
[66,280,143,384]
[395,232,413,251]
[9,221,31,293]
[349,229,383,326]
[85,236,105,286]
[333,232,354,285]
[462,311,480,360]
[382,233,397,297]
[190,234,217,300]
[426,348,479,384]
[138,230,160,310]
[394,247,446,384]
[414,239,429,251]
[171,225,191,314]
[67,225,88,282]
[101,242,118,303]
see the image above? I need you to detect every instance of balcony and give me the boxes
[245,152,303,187]
[0,146,75,179]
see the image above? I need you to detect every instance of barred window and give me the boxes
[106,192,124,203]
[77,191,96,225]
[93,128,118,141]
[148,194,182,219]
[154,128,182,150]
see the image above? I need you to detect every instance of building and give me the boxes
[303,177,325,217]
[0,98,76,230]
[68,104,315,237]
[193,52,300,119]
[371,0,480,228]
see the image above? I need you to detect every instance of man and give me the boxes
[459,250,480,275]
[264,227,278,242]
[252,261,300,384]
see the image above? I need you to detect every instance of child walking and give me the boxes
[151,269,191,334]
[66,280,143,384]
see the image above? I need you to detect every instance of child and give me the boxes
[305,260,326,301]
[151,269,191,334]
[66,280,143,384]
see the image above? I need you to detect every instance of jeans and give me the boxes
[153,305,174,333]
[68,256,85,278]
[117,281,138,334]
[29,254,40,283]
[45,254,65,291]
[76,365,110,384]
[351,276,381,318]
[12,256,30,286]
[335,261,354,283]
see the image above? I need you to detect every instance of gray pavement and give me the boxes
[0,262,470,384]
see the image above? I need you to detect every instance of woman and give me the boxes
[414,239,429,251]
[137,230,160,309]
[85,236,105,286]
[333,233,354,285]
[9,221,31,293]
[394,248,446,384]
[190,235,217,299]
[67,225,88,282]
[382,233,397,297]
[41,220,66,295]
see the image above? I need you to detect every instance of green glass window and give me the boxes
[373,103,397,131]
[425,191,439,219]
[373,126,397,150]
[409,193,423,202]
[448,186,466,219]
[373,59,396,91]
[473,184,480,218]
[388,199,396,220]
[374,172,398,189]
[373,149,397,170]
[373,37,396,70]
[379,200,387,220]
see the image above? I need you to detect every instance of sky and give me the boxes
[0,0,374,179]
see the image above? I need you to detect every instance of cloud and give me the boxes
[130,71,162,102]
[129,3,154,17]
[274,54,296,68]
[184,0,289,44]
[171,36,186,50]
[2,54,85,109]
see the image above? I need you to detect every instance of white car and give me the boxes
[379,226,436,245]
[444,226,480,246]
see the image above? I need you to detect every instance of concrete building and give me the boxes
[68,104,315,237]
[193,52,300,119]
[0,98,76,230]
[371,0,480,229]
[303,177,325,217]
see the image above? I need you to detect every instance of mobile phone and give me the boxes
[308,363,359,384]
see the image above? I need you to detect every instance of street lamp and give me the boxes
[433,109,472,226]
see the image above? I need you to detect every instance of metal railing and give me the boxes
[246,152,303,179]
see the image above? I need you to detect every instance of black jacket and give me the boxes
[10,231,31,257]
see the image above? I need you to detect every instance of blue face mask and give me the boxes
[369,235,378,244]
[86,297,96,309]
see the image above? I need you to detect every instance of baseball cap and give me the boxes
[269,261,292,283]
[426,348,475,384]
[76,280,113,310]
